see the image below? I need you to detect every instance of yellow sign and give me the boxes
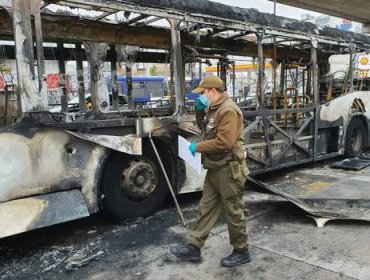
[359,55,370,70]
[360,56,369,65]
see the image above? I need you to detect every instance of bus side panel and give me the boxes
[0,128,108,213]
[319,91,370,153]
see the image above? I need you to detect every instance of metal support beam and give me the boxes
[126,63,133,109]
[75,44,86,112]
[83,41,109,113]
[169,54,175,110]
[135,16,162,27]
[257,33,265,109]
[311,42,319,106]
[349,44,355,93]
[232,61,236,101]
[126,14,148,25]
[169,19,185,116]
[116,45,139,110]
[219,59,228,91]
[110,46,119,111]
[57,43,68,113]
[12,0,48,112]
[311,41,319,161]
[33,0,46,92]
[93,11,114,21]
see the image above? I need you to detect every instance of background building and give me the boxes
[301,14,363,33]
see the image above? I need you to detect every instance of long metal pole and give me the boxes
[149,131,187,227]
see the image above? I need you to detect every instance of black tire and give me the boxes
[101,147,169,221]
[345,118,366,157]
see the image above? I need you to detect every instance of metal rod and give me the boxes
[169,18,185,115]
[76,44,86,112]
[126,14,148,25]
[232,61,236,101]
[126,63,134,109]
[111,59,119,111]
[310,41,319,161]
[272,0,277,116]
[57,43,68,113]
[149,132,187,227]
[135,16,162,26]
[311,43,319,105]
[33,0,46,97]
[257,33,265,108]
[349,44,355,93]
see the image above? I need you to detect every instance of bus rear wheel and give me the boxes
[345,118,366,157]
[101,152,168,221]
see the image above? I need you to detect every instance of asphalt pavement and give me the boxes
[1,191,369,280]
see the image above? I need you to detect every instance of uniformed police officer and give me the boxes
[171,76,251,267]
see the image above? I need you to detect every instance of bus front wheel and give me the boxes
[101,151,168,221]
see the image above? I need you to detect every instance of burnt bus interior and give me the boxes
[1,0,370,175]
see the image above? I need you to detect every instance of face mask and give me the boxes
[195,94,210,111]
[199,94,209,107]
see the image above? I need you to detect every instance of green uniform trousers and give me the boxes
[188,163,248,251]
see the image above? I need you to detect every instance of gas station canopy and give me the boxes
[270,0,370,24]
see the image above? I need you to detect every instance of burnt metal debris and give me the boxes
[116,0,370,45]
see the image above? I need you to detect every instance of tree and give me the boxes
[149,65,158,76]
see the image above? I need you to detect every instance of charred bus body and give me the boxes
[0,0,370,237]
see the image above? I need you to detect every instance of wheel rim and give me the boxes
[120,158,158,202]
[350,127,362,153]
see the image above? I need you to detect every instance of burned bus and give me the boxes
[1,0,370,238]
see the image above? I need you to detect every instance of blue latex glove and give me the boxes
[189,142,197,156]
[195,94,209,111]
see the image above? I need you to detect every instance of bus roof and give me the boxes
[111,0,370,46]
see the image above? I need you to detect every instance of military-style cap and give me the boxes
[192,76,224,93]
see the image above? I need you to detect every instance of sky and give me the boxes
[212,0,322,20]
